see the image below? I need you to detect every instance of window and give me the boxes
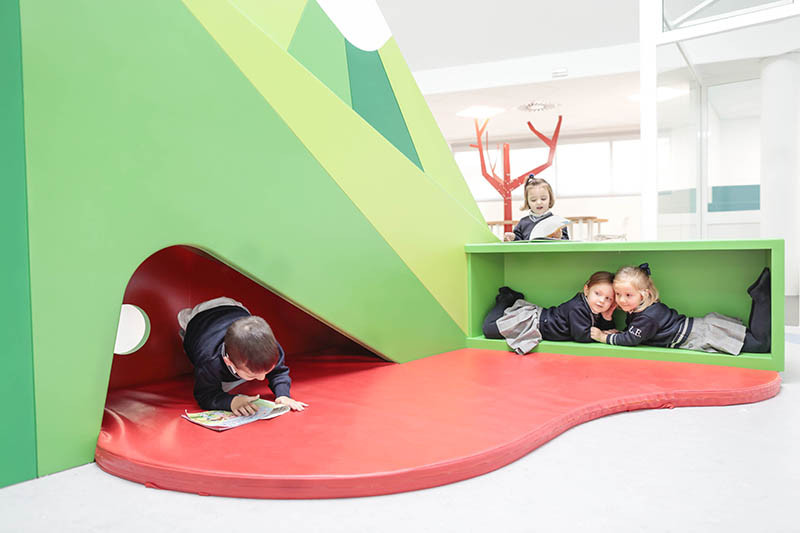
[556,142,611,196]
[455,134,644,200]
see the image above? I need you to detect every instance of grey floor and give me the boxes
[2,336,799,533]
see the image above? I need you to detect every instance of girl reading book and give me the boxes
[504,175,569,241]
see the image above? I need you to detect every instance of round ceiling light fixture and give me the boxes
[518,101,558,113]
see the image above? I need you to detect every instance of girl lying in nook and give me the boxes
[483,271,618,354]
[590,264,771,355]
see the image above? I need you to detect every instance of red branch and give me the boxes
[471,115,563,196]
[469,119,505,195]
[470,115,563,234]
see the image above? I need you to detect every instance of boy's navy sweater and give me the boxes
[539,293,616,343]
[183,305,291,410]
[606,302,692,348]
[513,212,570,241]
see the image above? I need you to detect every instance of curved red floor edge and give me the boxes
[96,349,780,499]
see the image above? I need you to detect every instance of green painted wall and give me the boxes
[0,0,38,488]
[230,0,307,50]
[182,0,497,332]
[288,0,351,105]
[345,42,422,170]
[19,0,474,475]
[379,39,485,223]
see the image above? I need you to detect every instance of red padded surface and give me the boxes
[96,349,780,499]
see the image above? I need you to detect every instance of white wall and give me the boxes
[709,114,760,188]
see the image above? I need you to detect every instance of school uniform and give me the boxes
[179,297,291,410]
[512,212,570,241]
[495,293,616,354]
[605,302,746,355]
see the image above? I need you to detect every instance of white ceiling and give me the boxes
[375,1,800,142]
[375,0,639,71]
[425,72,641,146]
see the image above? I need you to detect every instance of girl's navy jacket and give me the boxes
[606,302,693,348]
[540,293,617,343]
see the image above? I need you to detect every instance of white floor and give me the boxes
[2,338,799,533]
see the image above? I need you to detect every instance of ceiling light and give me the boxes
[628,87,690,102]
[456,106,505,119]
[518,101,558,113]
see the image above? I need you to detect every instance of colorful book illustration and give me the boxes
[182,399,289,431]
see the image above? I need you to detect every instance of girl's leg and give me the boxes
[742,267,771,353]
[483,287,525,339]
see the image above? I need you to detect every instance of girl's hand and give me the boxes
[590,327,607,343]
[503,232,515,242]
[601,301,617,320]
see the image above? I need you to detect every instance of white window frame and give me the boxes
[639,0,800,240]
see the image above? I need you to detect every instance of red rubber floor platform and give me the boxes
[96,349,780,499]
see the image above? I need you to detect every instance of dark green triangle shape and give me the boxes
[345,42,422,170]
[0,0,37,488]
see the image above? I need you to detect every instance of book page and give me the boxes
[527,215,569,240]
[182,399,290,431]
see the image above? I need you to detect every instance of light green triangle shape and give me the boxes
[288,0,350,105]
[182,0,497,332]
[379,39,485,222]
[230,0,306,50]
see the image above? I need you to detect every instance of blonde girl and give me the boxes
[503,175,569,241]
[591,264,771,355]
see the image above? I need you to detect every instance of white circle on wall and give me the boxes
[114,304,150,355]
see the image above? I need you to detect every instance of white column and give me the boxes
[760,53,800,303]
[639,0,660,241]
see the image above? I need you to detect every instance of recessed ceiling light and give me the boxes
[518,101,558,113]
[456,105,505,119]
[628,87,690,102]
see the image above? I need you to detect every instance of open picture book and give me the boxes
[182,398,290,431]
[526,214,570,240]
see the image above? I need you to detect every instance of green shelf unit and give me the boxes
[466,240,784,371]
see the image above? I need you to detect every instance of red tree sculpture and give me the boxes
[470,116,563,233]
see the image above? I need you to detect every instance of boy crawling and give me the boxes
[179,297,307,416]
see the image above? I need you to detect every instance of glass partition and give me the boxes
[656,42,702,239]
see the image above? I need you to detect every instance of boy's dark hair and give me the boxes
[224,316,279,373]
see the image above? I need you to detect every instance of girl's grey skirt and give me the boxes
[495,299,544,354]
[679,312,746,355]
